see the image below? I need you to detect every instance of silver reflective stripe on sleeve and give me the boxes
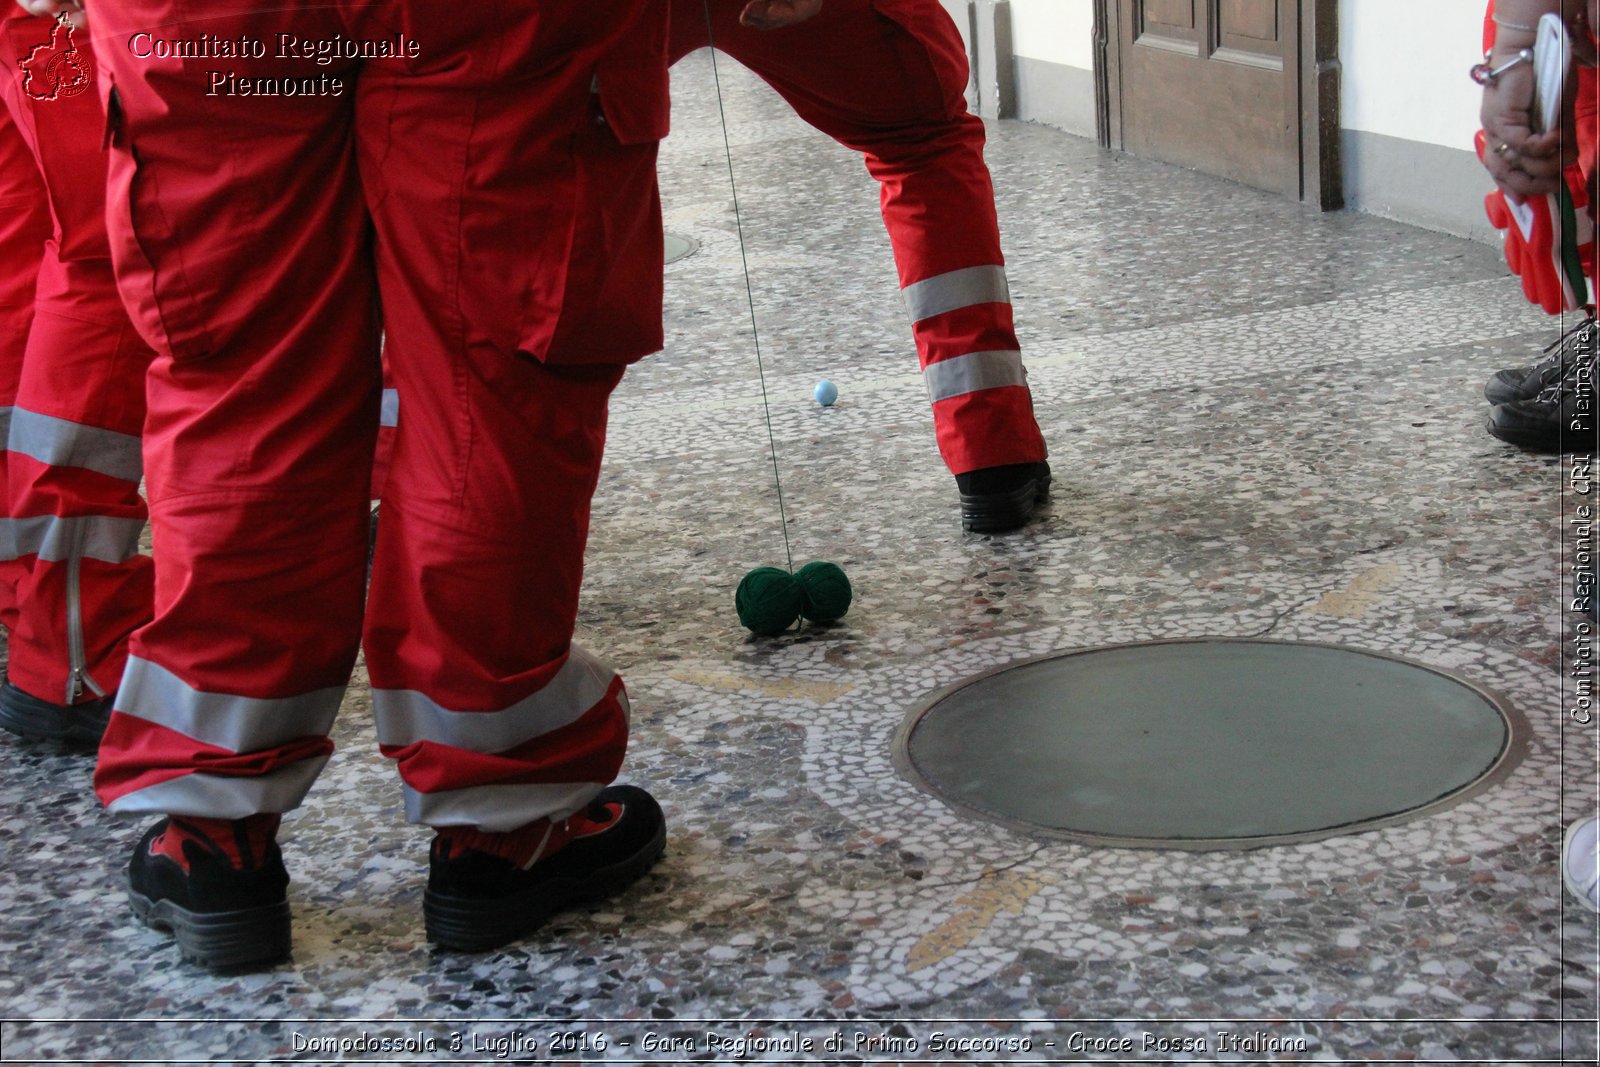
[4,407,143,482]
[901,265,1010,323]
[375,644,626,753]
[380,388,399,428]
[105,757,332,818]
[924,350,1028,403]
[116,655,345,753]
[0,515,145,564]
[403,780,603,831]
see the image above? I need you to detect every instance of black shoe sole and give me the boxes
[423,820,667,952]
[960,471,1052,534]
[128,884,292,973]
[1485,417,1595,454]
[0,684,111,749]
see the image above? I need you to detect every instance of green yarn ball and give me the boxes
[736,566,803,635]
[796,560,852,623]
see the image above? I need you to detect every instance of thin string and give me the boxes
[701,1,795,574]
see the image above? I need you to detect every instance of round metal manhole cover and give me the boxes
[891,639,1525,850]
[664,233,699,265]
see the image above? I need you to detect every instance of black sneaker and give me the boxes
[1487,362,1598,453]
[956,461,1051,533]
[0,680,114,749]
[1484,315,1597,405]
[424,785,666,952]
[126,819,292,972]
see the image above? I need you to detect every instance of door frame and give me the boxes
[1093,0,1342,210]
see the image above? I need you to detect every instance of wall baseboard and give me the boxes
[1013,56,1097,140]
[1341,129,1497,244]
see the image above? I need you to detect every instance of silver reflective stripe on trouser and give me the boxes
[2,407,147,700]
[103,655,346,817]
[923,349,1028,404]
[901,265,1010,323]
[103,759,333,819]
[0,514,145,563]
[2,406,143,482]
[380,388,399,428]
[375,644,628,831]
[404,780,604,832]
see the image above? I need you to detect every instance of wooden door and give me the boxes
[1097,0,1339,206]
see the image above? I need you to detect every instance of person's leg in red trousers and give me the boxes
[0,10,152,747]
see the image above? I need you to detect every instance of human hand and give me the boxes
[1479,62,1573,200]
[15,1,83,15]
[13,0,85,27]
[739,1,823,30]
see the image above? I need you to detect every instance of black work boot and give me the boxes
[0,680,114,749]
[127,816,291,973]
[955,461,1051,534]
[424,785,666,952]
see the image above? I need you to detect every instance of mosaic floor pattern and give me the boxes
[0,51,1596,1064]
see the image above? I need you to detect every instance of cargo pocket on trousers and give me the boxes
[593,54,671,147]
[534,56,669,367]
[868,0,970,117]
[102,80,214,361]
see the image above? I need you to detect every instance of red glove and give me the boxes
[1478,131,1592,314]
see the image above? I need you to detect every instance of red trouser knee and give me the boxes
[0,12,152,707]
[670,0,1046,475]
[92,0,664,830]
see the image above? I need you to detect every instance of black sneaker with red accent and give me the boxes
[424,785,666,952]
[126,818,291,972]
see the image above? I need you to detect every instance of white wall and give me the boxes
[976,0,1496,236]
[1009,0,1095,70]
[997,0,1488,152]
[1339,0,1485,151]
[1000,0,1489,153]
[1338,0,1502,238]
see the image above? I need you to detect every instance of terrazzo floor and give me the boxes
[2,50,1598,1064]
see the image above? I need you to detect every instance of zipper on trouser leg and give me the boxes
[65,520,107,705]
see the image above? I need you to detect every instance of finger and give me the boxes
[1480,116,1539,155]
[739,1,785,29]
[1480,146,1526,184]
[1497,169,1563,199]
[1516,129,1566,160]
[18,0,81,14]
[1514,151,1569,181]
[1482,145,1561,197]
[739,0,819,30]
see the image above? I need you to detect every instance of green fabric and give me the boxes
[736,567,803,635]
[796,561,852,623]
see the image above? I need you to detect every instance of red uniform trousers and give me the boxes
[0,12,152,708]
[670,0,1046,476]
[91,0,667,831]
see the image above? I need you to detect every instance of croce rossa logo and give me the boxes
[18,11,93,102]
